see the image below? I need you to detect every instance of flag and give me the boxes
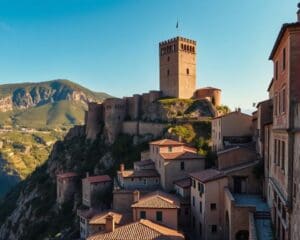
[176,21,178,29]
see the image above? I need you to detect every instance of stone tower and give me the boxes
[159,36,196,99]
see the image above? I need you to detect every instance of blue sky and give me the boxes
[0,1,299,111]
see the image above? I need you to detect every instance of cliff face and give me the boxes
[0,79,109,112]
[0,126,147,240]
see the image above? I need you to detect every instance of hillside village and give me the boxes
[50,5,300,240]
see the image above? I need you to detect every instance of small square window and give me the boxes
[210,203,217,210]
[156,211,163,221]
[140,211,146,219]
[180,161,185,170]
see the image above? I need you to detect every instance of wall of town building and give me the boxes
[132,208,178,230]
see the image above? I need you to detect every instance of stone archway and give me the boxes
[235,230,249,240]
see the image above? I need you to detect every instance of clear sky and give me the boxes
[0,1,299,111]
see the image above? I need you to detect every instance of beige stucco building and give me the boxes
[212,110,253,151]
[149,139,205,191]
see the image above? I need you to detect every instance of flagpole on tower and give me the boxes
[176,19,179,36]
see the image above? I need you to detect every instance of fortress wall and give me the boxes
[122,121,167,138]
[139,122,167,137]
[103,98,126,143]
[194,87,222,107]
[122,121,139,135]
[149,90,163,102]
[86,102,104,140]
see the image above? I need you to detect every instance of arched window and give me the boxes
[181,44,184,50]
[186,68,189,75]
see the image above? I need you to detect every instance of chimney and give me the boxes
[133,190,140,203]
[120,164,125,172]
[105,214,115,232]
[298,3,300,22]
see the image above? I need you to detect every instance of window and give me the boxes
[184,207,189,215]
[275,61,278,80]
[283,48,286,71]
[211,225,217,233]
[282,89,286,113]
[167,69,170,76]
[180,161,185,170]
[281,141,285,171]
[168,146,172,152]
[199,222,202,236]
[199,201,202,213]
[140,211,146,219]
[294,183,297,199]
[210,203,217,210]
[156,211,163,221]
[192,196,195,206]
[193,179,196,188]
[186,68,189,75]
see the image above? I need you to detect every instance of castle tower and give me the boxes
[159,36,196,99]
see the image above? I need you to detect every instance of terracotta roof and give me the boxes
[89,210,131,225]
[160,151,203,160]
[190,169,226,183]
[150,139,185,146]
[119,169,160,178]
[56,172,78,179]
[84,175,112,184]
[269,22,300,60]
[87,219,184,240]
[174,178,191,188]
[132,191,180,209]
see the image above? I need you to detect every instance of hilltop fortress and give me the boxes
[85,36,222,142]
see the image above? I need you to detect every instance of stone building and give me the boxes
[189,146,269,240]
[131,190,180,230]
[149,139,205,191]
[211,110,253,152]
[194,87,222,107]
[256,4,300,240]
[85,35,221,142]
[56,172,79,205]
[159,37,196,99]
[82,174,112,208]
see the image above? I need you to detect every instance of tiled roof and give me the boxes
[119,169,160,178]
[84,175,112,184]
[131,191,180,209]
[174,178,191,188]
[56,172,78,179]
[89,210,131,225]
[87,219,184,240]
[150,139,184,146]
[190,169,225,183]
[160,151,203,160]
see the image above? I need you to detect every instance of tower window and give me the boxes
[167,69,170,76]
[181,44,184,50]
[167,56,170,62]
[186,68,190,75]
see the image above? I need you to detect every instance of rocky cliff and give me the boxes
[0,126,148,240]
[0,79,109,112]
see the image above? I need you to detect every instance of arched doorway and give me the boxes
[235,230,249,240]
